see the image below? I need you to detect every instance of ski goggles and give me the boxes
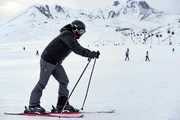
[77,29,86,35]
[73,24,86,35]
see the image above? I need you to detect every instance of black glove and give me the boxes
[88,51,100,59]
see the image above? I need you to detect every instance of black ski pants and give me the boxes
[29,58,69,107]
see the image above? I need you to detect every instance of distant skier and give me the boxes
[23,47,25,51]
[145,51,150,61]
[36,50,39,55]
[172,48,175,53]
[25,20,100,114]
[125,48,129,61]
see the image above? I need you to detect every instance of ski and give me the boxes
[51,105,115,114]
[86,109,115,113]
[51,109,115,114]
[4,112,84,118]
[4,110,114,118]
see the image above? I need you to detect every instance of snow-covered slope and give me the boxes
[0,42,180,120]
[0,1,180,120]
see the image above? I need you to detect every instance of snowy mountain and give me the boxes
[0,0,180,45]
[31,0,160,20]
[0,0,162,24]
[0,1,180,120]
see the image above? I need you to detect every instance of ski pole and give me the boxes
[69,58,91,98]
[61,59,91,113]
[81,58,97,110]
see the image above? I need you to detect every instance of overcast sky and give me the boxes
[0,0,180,22]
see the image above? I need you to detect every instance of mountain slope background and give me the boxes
[0,0,180,46]
[0,1,180,120]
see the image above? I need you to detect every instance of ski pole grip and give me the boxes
[88,57,91,62]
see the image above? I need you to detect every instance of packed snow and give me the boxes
[0,38,180,120]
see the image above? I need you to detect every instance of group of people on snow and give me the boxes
[125,48,150,61]
[22,19,178,114]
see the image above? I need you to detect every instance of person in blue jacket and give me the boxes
[125,48,129,61]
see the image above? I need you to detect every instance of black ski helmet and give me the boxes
[71,20,86,35]
[71,20,86,30]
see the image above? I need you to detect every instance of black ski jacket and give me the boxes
[41,30,91,65]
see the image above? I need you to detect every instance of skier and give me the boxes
[145,51,150,61]
[26,20,100,114]
[172,48,175,53]
[125,48,129,61]
[36,50,39,55]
